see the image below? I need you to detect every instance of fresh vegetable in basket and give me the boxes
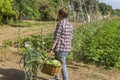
[47,59,61,66]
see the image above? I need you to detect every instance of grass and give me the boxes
[8,20,56,27]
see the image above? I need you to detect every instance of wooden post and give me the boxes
[18,27,21,51]
[41,28,44,53]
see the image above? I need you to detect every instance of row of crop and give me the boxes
[82,20,120,68]
[72,20,120,68]
[71,21,105,61]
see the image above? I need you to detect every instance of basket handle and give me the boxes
[44,53,63,67]
[44,53,54,63]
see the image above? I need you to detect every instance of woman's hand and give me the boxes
[50,49,55,55]
[50,41,56,55]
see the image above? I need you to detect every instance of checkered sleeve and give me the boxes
[53,22,63,43]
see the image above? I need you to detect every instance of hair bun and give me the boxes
[63,7,67,13]
[58,7,68,18]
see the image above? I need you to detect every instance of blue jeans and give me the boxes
[55,51,69,80]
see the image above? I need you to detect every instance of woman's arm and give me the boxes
[50,41,57,54]
[50,22,62,54]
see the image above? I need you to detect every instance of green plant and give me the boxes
[47,59,61,66]
[18,33,53,80]
[83,20,120,68]
[0,0,17,24]
[9,21,32,27]
[2,40,14,48]
[20,46,46,80]
[72,21,104,61]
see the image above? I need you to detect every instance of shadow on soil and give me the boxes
[0,68,48,80]
[0,68,24,80]
[38,77,48,80]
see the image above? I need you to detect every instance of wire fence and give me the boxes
[0,25,55,50]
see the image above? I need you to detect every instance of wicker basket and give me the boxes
[42,61,62,76]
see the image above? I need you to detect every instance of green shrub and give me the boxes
[8,21,32,27]
[83,20,120,68]
[72,21,104,61]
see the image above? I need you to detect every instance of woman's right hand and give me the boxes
[49,49,55,55]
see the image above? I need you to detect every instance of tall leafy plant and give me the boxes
[83,20,120,68]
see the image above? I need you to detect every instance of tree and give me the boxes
[99,2,112,15]
[0,0,17,23]
[112,9,120,16]
[39,0,64,21]
[12,0,41,20]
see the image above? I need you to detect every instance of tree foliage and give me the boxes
[0,0,117,24]
[12,0,41,20]
[112,9,120,16]
[39,0,69,21]
[0,0,17,23]
[99,2,112,15]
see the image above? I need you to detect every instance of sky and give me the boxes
[99,0,120,9]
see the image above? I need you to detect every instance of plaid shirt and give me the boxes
[53,19,73,52]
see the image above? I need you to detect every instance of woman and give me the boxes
[50,7,73,80]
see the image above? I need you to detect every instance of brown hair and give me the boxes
[58,7,68,18]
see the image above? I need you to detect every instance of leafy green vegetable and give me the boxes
[47,59,61,66]
[20,48,46,80]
